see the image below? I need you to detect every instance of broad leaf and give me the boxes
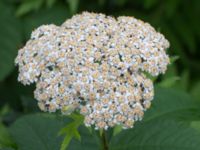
[9,114,100,150]
[110,119,200,150]
[144,87,200,122]
[110,87,200,150]
[10,114,71,150]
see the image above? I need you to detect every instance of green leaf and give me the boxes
[113,125,122,136]
[22,3,70,39]
[46,0,56,8]
[59,113,84,150]
[144,87,200,122]
[191,121,200,132]
[110,87,200,150]
[10,114,100,150]
[16,0,44,16]
[0,2,22,81]
[165,0,181,17]
[144,0,158,9]
[158,76,180,88]
[67,125,101,150]
[172,15,196,54]
[66,0,79,14]
[10,114,71,150]
[0,148,15,150]
[190,81,200,101]
[170,56,179,64]
[0,123,15,149]
[110,119,200,150]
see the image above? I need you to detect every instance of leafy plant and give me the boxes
[0,0,200,150]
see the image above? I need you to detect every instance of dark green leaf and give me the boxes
[110,119,200,150]
[9,114,100,150]
[0,2,22,81]
[0,123,15,149]
[10,114,71,150]
[144,87,200,122]
[22,3,70,39]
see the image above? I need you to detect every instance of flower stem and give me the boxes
[102,130,109,150]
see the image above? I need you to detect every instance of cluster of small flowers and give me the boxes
[15,12,170,129]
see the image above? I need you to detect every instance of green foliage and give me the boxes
[16,0,57,16]
[1,88,200,150]
[0,0,200,149]
[58,113,83,150]
[0,123,15,149]
[66,0,79,14]
[9,114,71,150]
[9,114,101,150]
[0,2,22,81]
[110,120,200,150]
[109,87,200,150]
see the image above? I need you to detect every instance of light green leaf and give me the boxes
[170,56,179,64]
[59,113,84,150]
[0,2,22,81]
[113,125,122,136]
[158,76,180,88]
[191,121,200,132]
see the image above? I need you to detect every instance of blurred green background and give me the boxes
[0,0,200,149]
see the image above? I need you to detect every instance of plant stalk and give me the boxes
[102,130,109,150]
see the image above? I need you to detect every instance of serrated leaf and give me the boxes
[59,113,84,150]
[0,2,22,81]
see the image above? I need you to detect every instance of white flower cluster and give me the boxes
[15,12,170,129]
